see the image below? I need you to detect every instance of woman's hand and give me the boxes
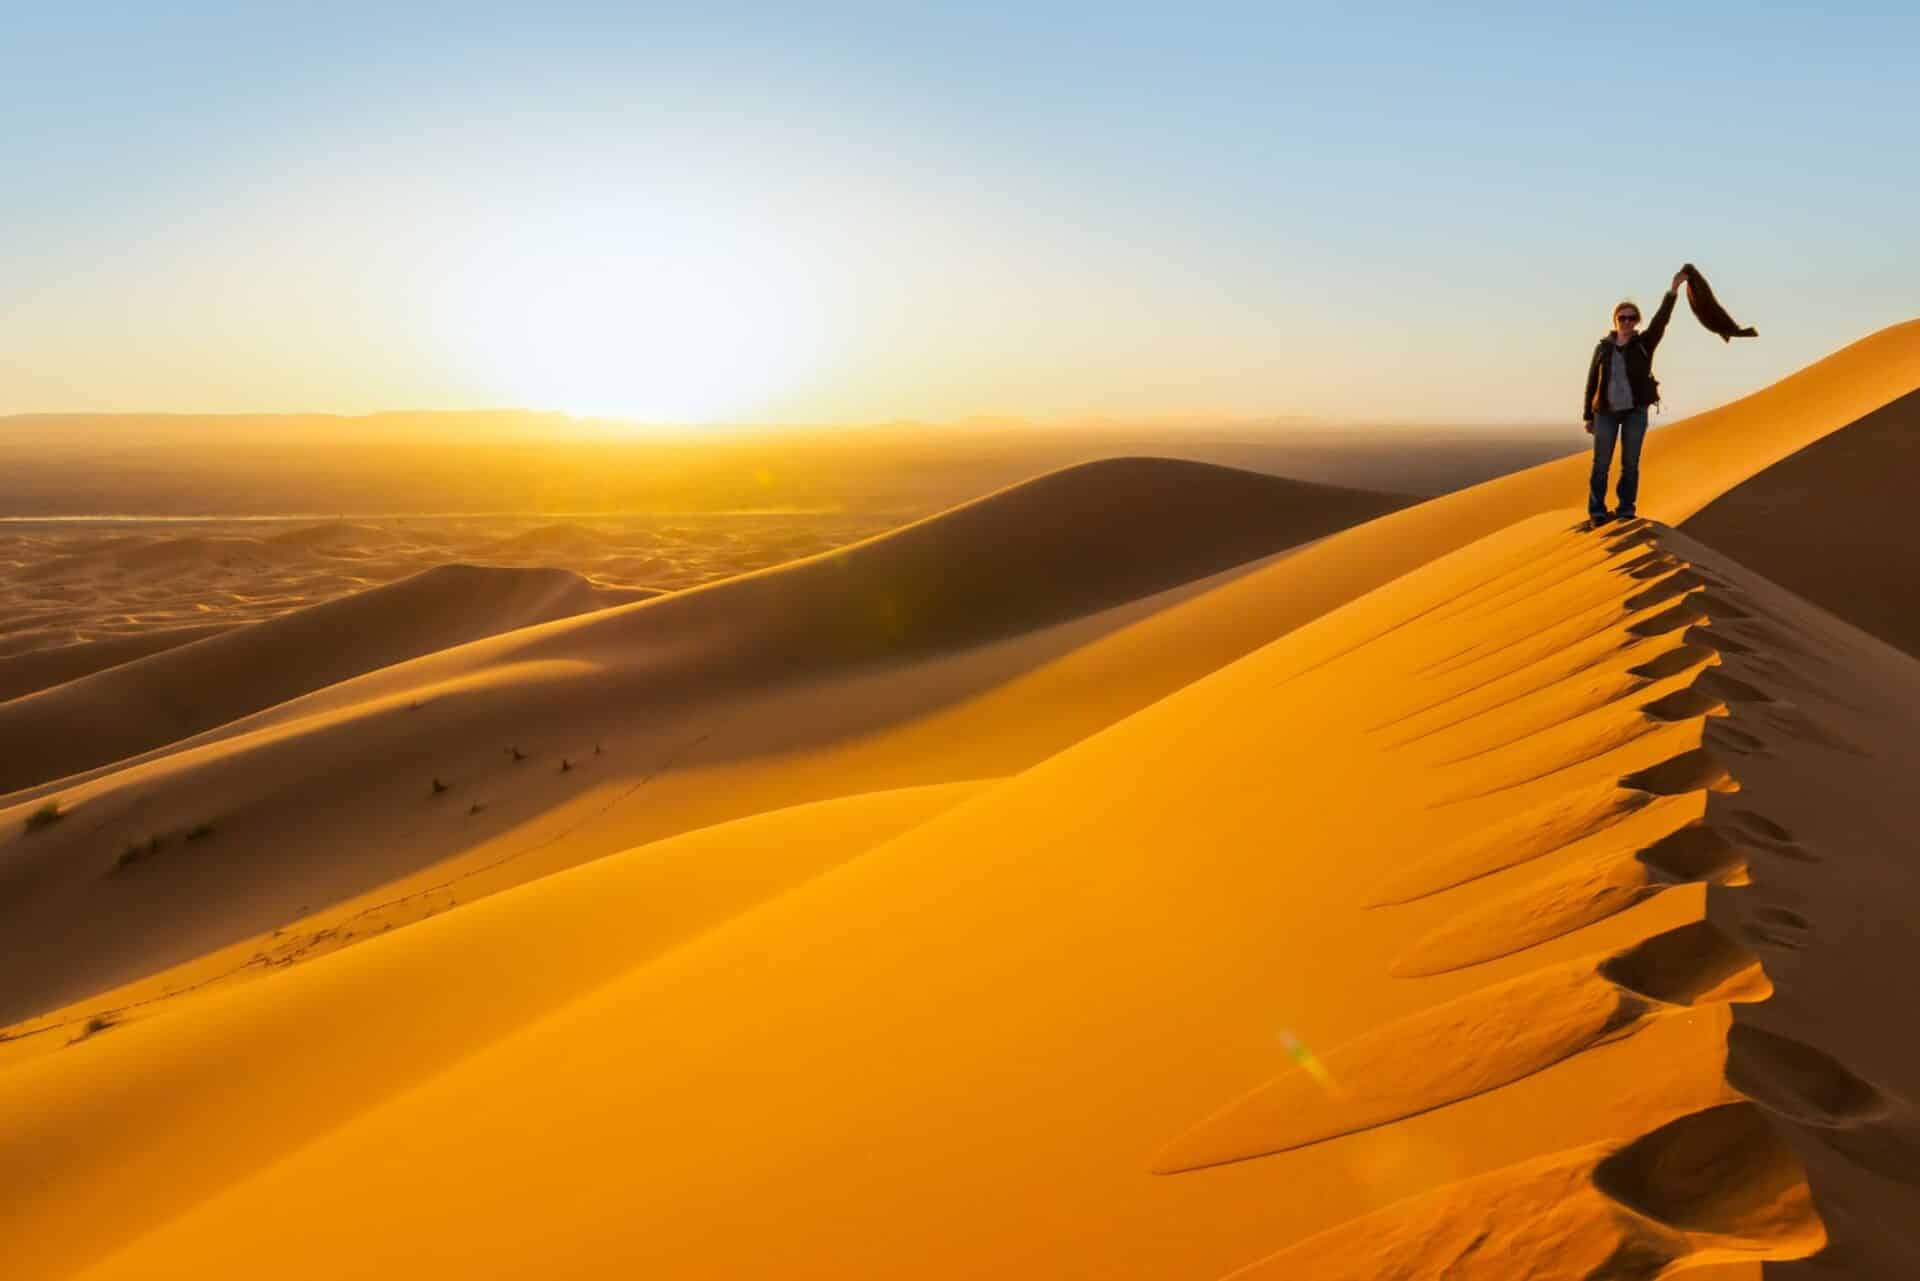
[1671,268,1688,292]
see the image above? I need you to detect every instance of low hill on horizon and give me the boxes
[0,411,1574,516]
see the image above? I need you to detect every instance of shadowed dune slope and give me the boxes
[0,624,231,704]
[1681,385,1920,659]
[25,514,1920,1281]
[0,565,656,795]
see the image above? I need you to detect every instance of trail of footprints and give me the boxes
[1163,520,1912,1279]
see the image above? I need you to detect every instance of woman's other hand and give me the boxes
[1671,268,1688,291]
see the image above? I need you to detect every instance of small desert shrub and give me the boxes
[73,1014,115,1043]
[558,758,573,773]
[185,822,216,841]
[26,801,64,832]
[114,833,169,871]
[431,776,450,795]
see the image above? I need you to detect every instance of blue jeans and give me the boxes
[1589,407,1649,519]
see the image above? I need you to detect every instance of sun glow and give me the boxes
[449,206,839,425]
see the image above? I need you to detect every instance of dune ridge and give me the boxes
[0,563,655,795]
[0,624,232,703]
[3,323,1920,1279]
[1166,521,1920,1279]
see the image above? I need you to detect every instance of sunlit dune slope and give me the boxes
[0,624,230,703]
[0,564,655,795]
[31,512,1920,1281]
[1681,385,1920,659]
[0,782,984,1281]
[0,459,1401,1022]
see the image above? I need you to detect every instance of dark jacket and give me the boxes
[1583,287,1677,422]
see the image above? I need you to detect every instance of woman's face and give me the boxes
[1614,308,1641,337]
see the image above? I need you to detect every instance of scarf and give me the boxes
[1680,263,1758,342]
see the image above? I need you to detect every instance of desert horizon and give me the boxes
[7,4,1920,1279]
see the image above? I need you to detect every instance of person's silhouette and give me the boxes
[1582,268,1687,526]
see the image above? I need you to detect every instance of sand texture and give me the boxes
[2,321,1919,1278]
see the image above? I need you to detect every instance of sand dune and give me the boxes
[0,510,888,659]
[484,521,618,556]
[24,511,1919,1281]
[0,564,655,795]
[0,783,985,1281]
[0,624,231,703]
[0,458,1397,1021]
[3,321,1919,1279]
[1682,385,1920,658]
[262,520,397,549]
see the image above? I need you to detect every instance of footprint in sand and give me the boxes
[1619,746,1738,796]
[1623,568,1714,612]
[1392,822,1751,978]
[1719,808,1821,863]
[1211,1102,1824,1280]
[1627,642,1719,682]
[1727,1023,1920,1184]
[1705,722,1769,755]
[1741,906,1812,950]
[1627,597,1709,641]
[1155,922,1767,1173]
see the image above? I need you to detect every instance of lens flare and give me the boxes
[1279,1029,1346,1097]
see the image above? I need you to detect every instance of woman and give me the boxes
[1582,268,1687,526]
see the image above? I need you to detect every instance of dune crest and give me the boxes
[0,563,653,795]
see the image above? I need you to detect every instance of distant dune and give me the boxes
[0,511,919,658]
[0,411,1576,517]
[484,522,618,556]
[263,520,397,549]
[0,624,231,704]
[4,323,1920,1280]
[0,564,654,795]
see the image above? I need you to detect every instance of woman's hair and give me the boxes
[1613,299,1642,324]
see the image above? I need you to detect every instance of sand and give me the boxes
[0,511,891,662]
[2,319,1918,1279]
[1681,385,1920,659]
[0,458,1404,1022]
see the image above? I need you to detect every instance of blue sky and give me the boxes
[3,2,1915,423]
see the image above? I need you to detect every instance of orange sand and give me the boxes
[3,320,1919,1279]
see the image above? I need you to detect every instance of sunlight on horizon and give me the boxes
[447,205,843,423]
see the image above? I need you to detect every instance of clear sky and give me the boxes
[4,2,1915,425]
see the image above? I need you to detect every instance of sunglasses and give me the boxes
[1616,313,1640,324]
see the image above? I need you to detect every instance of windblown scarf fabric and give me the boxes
[1680,262,1758,342]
